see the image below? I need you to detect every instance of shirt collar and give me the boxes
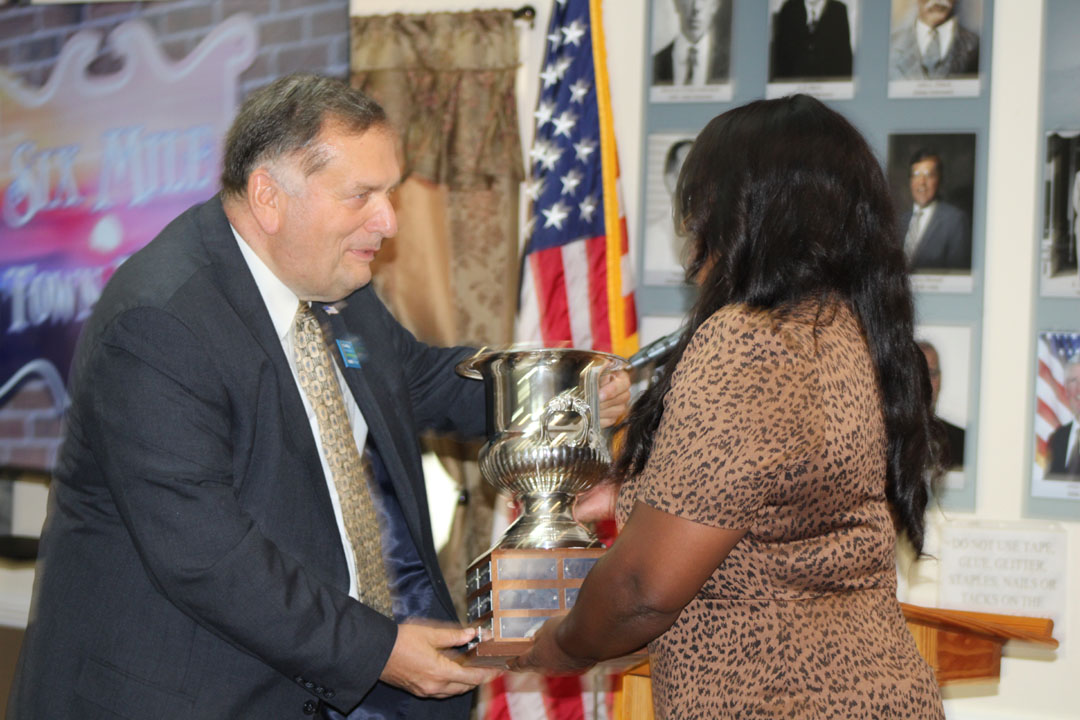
[915,16,956,56]
[673,31,711,70]
[912,199,938,217]
[231,224,301,343]
[805,0,826,22]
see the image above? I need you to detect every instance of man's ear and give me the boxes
[248,168,284,235]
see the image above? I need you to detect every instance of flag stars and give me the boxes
[534,100,556,129]
[540,63,560,88]
[579,194,599,223]
[573,137,597,163]
[552,110,578,138]
[569,78,590,103]
[539,144,563,172]
[547,31,562,50]
[554,55,573,80]
[542,201,571,230]
[528,139,552,164]
[561,19,587,47]
[560,169,583,196]
[525,176,545,201]
[529,140,563,172]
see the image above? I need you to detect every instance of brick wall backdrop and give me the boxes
[0,0,352,471]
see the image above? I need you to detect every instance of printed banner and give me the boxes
[0,16,256,407]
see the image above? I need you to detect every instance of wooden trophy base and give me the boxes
[460,545,605,667]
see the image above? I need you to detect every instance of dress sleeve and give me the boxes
[634,305,822,529]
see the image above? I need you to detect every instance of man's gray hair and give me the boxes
[220,73,389,198]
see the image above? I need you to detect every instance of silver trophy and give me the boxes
[455,347,629,663]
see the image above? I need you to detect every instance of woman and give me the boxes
[509,95,946,719]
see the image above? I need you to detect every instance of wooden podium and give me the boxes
[612,603,1059,720]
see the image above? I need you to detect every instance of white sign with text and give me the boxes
[939,520,1067,645]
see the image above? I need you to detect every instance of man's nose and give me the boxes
[369,195,398,237]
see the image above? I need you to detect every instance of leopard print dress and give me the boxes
[615,300,944,719]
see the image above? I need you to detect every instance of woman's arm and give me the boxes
[509,500,746,674]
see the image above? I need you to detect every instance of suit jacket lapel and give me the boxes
[196,197,338,533]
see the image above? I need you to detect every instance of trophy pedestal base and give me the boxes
[461,546,605,667]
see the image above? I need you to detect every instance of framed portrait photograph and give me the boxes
[766,0,858,100]
[888,0,984,98]
[915,324,973,492]
[641,133,696,286]
[649,0,734,103]
[1040,131,1080,297]
[887,132,977,293]
[1031,332,1080,502]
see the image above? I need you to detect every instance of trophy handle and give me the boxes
[538,393,592,448]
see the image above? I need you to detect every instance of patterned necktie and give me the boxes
[293,302,393,617]
[685,45,698,85]
[923,28,942,76]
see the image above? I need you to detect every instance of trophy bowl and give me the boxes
[455,346,630,664]
[457,346,630,550]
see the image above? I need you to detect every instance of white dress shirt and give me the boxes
[904,201,938,257]
[916,16,957,61]
[673,31,713,86]
[233,225,366,601]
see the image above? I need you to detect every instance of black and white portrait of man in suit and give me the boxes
[650,0,733,102]
[889,0,981,81]
[768,0,855,82]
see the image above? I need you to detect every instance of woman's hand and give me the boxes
[507,617,595,676]
[598,370,631,428]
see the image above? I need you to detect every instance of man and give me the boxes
[653,0,731,86]
[1047,360,1080,477]
[899,149,972,272]
[769,0,853,81]
[645,139,694,280]
[919,340,965,469]
[889,0,980,80]
[8,74,629,719]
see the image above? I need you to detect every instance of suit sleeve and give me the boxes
[82,306,395,713]
[358,288,487,438]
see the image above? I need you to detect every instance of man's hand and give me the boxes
[597,370,631,428]
[379,622,501,698]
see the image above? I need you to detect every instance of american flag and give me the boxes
[476,1,636,718]
[514,0,638,357]
[1033,332,1080,471]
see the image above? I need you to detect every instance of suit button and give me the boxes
[324,688,335,699]
[294,675,304,683]
[303,700,318,714]
[304,681,314,689]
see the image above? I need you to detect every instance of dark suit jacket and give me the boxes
[652,5,732,85]
[8,196,484,720]
[1047,421,1077,476]
[889,21,980,80]
[770,0,853,81]
[901,200,972,272]
[941,418,965,469]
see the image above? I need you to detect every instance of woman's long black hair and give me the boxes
[615,95,942,554]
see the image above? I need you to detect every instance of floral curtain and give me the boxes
[350,10,523,618]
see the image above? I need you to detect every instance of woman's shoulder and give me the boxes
[692,302,819,354]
